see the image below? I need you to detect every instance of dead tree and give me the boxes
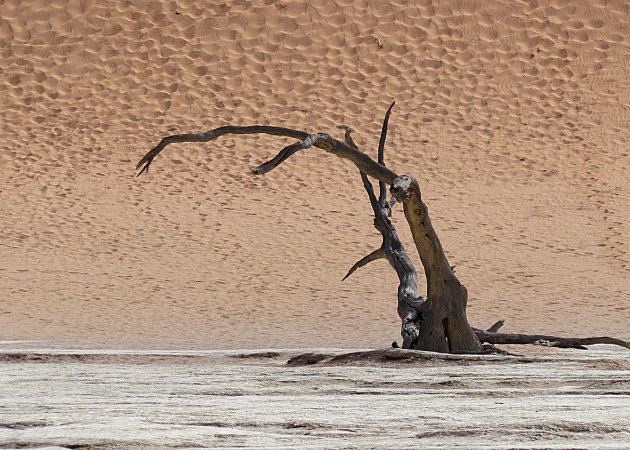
[137,104,630,354]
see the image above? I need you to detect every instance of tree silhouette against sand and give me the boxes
[138,103,629,353]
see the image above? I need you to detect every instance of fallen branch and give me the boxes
[474,322,630,350]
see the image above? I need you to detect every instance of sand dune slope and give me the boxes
[0,0,629,348]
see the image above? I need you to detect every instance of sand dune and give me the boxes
[1,0,629,349]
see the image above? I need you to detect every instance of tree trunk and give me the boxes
[391,176,481,352]
[339,112,481,353]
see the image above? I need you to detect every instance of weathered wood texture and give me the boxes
[390,175,482,352]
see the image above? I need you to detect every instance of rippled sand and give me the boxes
[1,1,629,348]
[1,344,630,449]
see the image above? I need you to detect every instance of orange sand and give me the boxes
[1,0,628,349]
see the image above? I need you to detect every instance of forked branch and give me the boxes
[137,125,397,184]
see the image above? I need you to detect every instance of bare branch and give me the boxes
[342,248,386,281]
[137,125,398,184]
[377,102,395,205]
[338,125,381,216]
[360,172,381,215]
[338,111,426,350]
[136,126,308,176]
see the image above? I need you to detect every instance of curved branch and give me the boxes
[342,248,385,281]
[336,124,380,214]
[137,125,398,184]
[136,126,308,176]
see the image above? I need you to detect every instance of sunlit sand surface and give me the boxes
[1,0,629,349]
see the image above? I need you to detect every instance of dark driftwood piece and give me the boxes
[137,105,629,354]
[472,320,630,350]
[476,330,630,350]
